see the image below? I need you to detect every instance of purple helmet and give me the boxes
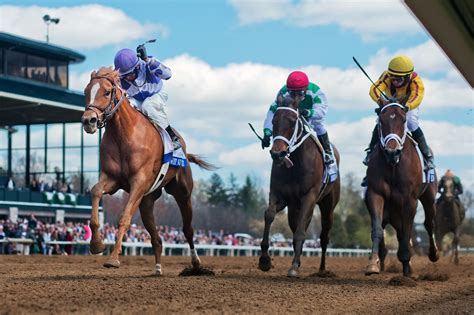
[114,48,139,76]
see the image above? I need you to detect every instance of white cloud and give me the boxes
[368,41,456,77]
[71,42,472,144]
[0,5,168,49]
[228,0,422,40]
[217,116,474,187]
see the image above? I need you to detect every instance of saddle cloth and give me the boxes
[144,128,187,195]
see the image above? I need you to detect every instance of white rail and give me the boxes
[1,238,473,257]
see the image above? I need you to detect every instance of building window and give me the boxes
[48,59,68,88]
[27,55,48,83]
[5,50,26,78]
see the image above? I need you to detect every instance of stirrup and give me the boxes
[424,158,435,170]
[362,151,371,166]
[172,139,182,150]
[324,153,334,165]
[361,176,368,187]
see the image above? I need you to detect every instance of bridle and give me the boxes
[85,76,126,129]
[378,103,407,151]
[273,107,312,156]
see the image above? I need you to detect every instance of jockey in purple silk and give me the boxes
[114,48,181,149]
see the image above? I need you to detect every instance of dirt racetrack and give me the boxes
[1,254,473,314]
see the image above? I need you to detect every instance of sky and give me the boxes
[1,0,473,193]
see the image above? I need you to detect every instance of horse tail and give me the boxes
[187,154,218,171]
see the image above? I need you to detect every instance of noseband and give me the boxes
[272,107,312,155]
[85,76,126,129]
[378,103,407,151]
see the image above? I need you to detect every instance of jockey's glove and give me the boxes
[261,135,271,149]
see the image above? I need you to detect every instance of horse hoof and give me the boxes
[258,256,272,272]
[365,263,380,276]
[155,264,163,276]
[192,256,201,268]
[89,240,105,254]
[429,251,440,262]
[287,268,299,278]
[103,259,120,268]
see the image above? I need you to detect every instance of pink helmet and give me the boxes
[287,71,309,90]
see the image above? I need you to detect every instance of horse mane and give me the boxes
[90,66,121,85]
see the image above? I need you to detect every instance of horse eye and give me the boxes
[104,90,111,96]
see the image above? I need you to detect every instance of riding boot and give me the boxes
[363,125,379,166]
[411,127,435,169]
[317,132,334,165]
[165,125,182,150]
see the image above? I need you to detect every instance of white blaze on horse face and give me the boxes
[390,114,396,119]
[89,82,101,105]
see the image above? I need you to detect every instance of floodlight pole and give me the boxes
[43,14,60,43]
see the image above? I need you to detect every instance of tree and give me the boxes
[227,173,240,208]
[238,175,266,217]
[206,173,228,207]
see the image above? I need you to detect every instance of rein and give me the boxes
[85,76,126,129]
[378,103,407,150]
[273,107,312,156]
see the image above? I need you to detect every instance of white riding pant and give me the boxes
[407,107,419,131]
[129,92,170,129]
[308,117,327,135]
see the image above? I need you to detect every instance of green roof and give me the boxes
[0,76,85,125]
[0,32,85,64]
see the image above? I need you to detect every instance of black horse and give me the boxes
[365,102,439,276]
[258,95,341,277]
[435,179,465,265]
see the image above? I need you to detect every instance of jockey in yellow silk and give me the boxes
[362,55,435,186]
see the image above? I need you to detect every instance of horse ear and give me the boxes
[90,70,97,79]
[277,94,284,106]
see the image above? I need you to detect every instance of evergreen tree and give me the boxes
[238,175,265,216]
[227,173,240,208]
[206,173,228,207]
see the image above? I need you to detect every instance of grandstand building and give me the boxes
[0,32,102,224]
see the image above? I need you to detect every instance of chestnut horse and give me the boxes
[435,181,465,265]
[258,95,341,277]
[365,102,439,276]
[81,67,215,274]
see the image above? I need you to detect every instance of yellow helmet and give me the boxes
[388,55,414,76]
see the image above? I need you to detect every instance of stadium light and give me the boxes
[43,14,60,44]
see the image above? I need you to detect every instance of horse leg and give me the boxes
[379,223,388,272]
[139,192,163,275]
[165,173,200,268]
[317,190,338,272]
[287,191,318,277]
[104,185,146,268]
[365,190,384,275]
[259,195,286,272]
[395,201,417,277]
[453,227,461,265]
[90,174,117,254]
[419,189,440,262]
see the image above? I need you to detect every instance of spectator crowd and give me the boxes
[0,216,306,256]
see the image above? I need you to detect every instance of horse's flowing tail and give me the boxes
[187,153,218,171]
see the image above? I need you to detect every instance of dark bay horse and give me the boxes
[81,67,215,275]
[258,95,341,277]
[435,180,465,265]
[365,102,439,276]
